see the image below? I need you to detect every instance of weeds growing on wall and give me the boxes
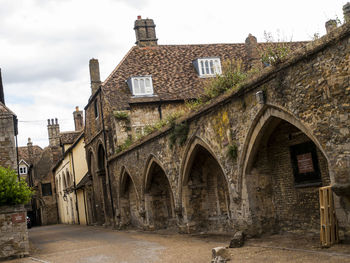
[227,143,238,161]
[259,30,292,66]
[169,121,189,149]
[113,111,130,121]
[186,59,252,111]
[115,137,133,154]
[143,111,184,136]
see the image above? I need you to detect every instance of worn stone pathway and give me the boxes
[4,225,350,263]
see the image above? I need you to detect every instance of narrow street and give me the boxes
[4,225,350,263]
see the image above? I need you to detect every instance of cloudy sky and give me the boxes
[0,0,347,148]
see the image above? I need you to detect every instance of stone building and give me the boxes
[0,69,18,171]
[53,107,91,225]
[83,16,307,229]
[101,17,350,239]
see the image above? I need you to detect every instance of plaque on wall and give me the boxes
[296,152,314,173]
[11,213,25,223]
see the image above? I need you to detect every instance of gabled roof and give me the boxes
[101,42,306,110]
[19,159,30,167]
[18,145,43,164]
[0,102,16,116]
[60,131,81,145]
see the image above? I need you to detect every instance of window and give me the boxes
[127,76,154,96]
[19,166,27,175]
[193,58,222,77]
[289,141,322,186]
[42,183,52,196]
[94,99,99,118]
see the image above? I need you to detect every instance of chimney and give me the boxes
[89,58,101,95]
[344,2,350,23]
[245,34,262,69]
[47,118,60,147]
[0,68,5,105]
[73,106,83,131]
[134,16,158,47]
[27,138,33,163]
[325,20,337,34]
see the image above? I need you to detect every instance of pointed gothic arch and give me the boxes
[180,136,231,232]
[143,155,175,230]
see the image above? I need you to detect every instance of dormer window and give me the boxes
[127,76,154,96]
[193,58,222,77]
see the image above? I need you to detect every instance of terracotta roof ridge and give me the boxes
[102,46,136,86]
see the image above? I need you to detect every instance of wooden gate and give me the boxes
[319,186,339,247]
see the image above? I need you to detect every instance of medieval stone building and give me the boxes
[80,4,350,243]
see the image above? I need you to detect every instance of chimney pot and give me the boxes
[51,118,54,125]
[76,106,79,111]
[47,119,50,125]
[137,15,141,20]
[55,118,58,124]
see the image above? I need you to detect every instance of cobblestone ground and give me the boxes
[3,224,350,263]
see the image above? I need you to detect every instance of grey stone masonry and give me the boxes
[0,205,29,259]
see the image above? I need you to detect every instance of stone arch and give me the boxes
[180,136,231,233]
[240,106,329,183]
[240,105,331,232]
[119,166,141,228]
[143,155,176,230]
[96,142,109,224]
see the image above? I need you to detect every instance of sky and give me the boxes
[0,0,348,148]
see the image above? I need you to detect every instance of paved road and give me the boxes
[4,224,350,263]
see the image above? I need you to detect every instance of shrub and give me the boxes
[0,166,33,206]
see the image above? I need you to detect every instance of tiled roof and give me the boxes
[0,102,16,115]
[102,42,306,110]
[18,145,43,164]
[60,131,81,145]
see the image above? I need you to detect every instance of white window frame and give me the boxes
[128,76,154,96]
[19,166,27,175]
[196,58,222,77]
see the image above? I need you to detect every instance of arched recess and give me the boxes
[119,167,140,228]
[241,106,330,232]
[181,137,231,232]
[96,143,108,223]
[144,156,175,230]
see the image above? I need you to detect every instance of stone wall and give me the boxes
[0,205,29,259]
[104,23,350,238]
[0,112,17,171]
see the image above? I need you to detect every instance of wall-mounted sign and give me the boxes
[296,152,314,173]
[11,213,25,223]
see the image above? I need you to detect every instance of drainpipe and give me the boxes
[70,151,80,225]
[99,90,116,225]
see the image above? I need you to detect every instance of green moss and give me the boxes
[227,143,238,161]
[169,121,189,149]
[113,111,130,121]
[115,137,133,154]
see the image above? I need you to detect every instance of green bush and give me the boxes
[0,166,33,206]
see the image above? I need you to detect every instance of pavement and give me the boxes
[3,224,350,263]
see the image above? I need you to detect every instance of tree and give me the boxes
[0,166,33,206]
